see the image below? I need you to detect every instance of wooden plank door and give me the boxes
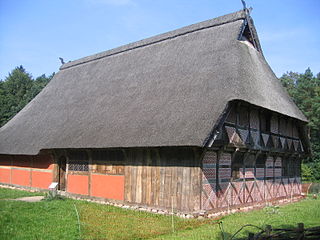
[58,156,66,191]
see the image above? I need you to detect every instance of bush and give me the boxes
[43,190,65,201]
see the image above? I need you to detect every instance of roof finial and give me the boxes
[59,57,65,65]
[241,0,247,10]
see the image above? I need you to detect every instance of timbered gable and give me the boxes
[215,101,307,154]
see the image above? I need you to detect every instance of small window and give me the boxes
[69,161,89,172]
[68,151,89,172]
[231,152,244,180]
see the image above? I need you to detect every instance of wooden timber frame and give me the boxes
[47,100,308,214]
[52,147,203,213]
[201,100,307,213]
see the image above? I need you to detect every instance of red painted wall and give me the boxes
[0,169,10,183]
[67,175,89,195]
[12,169,30,186]
[91,174,124,200]
[0,154,53,189]
[31,171,52,189]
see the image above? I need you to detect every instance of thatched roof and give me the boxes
[0,10,307,155]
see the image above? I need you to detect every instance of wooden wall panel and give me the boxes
[250,109,259,130]
[124,148,202,212]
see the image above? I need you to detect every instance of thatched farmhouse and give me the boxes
[0,9,309,214]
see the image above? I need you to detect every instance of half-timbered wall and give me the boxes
[54,147,202,212]
[201,150,301,211]
[203,101,305,211]
[0,154,54,189]
[59,149,125,200]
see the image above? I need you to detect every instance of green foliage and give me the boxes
[301,163,314,182]
[263,204,280,215]
[0,66,53,127]
[280,68,320,181]
[43,190,65,201]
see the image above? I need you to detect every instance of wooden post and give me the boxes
[297,223,304,231]
[87,150,92,197]
[10,155,13,185]
[171,195,175,233]
[265,225,272,237]
[30,156,33,188]
[248,232,254,240]
[297,223,304,239]
[227,183,230,214]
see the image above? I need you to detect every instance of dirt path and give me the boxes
[13,196,44,202]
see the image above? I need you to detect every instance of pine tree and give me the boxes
[280,68,320,181]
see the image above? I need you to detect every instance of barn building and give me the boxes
[0,9,309,214]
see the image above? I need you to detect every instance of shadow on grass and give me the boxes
[224,223,306,240]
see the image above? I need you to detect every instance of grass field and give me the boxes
[0,187,319,239]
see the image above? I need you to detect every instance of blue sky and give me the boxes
[0,0,319,80]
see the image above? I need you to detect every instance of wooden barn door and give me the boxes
[58,156,66,191]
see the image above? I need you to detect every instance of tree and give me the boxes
[0,66,54,127]
[280,68,320,181]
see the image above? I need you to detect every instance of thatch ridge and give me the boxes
[61,10,247,70]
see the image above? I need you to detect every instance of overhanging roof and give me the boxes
[0,10,307,155]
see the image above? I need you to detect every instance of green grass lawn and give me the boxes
[0,187,319,240]
[0,187,44,199]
